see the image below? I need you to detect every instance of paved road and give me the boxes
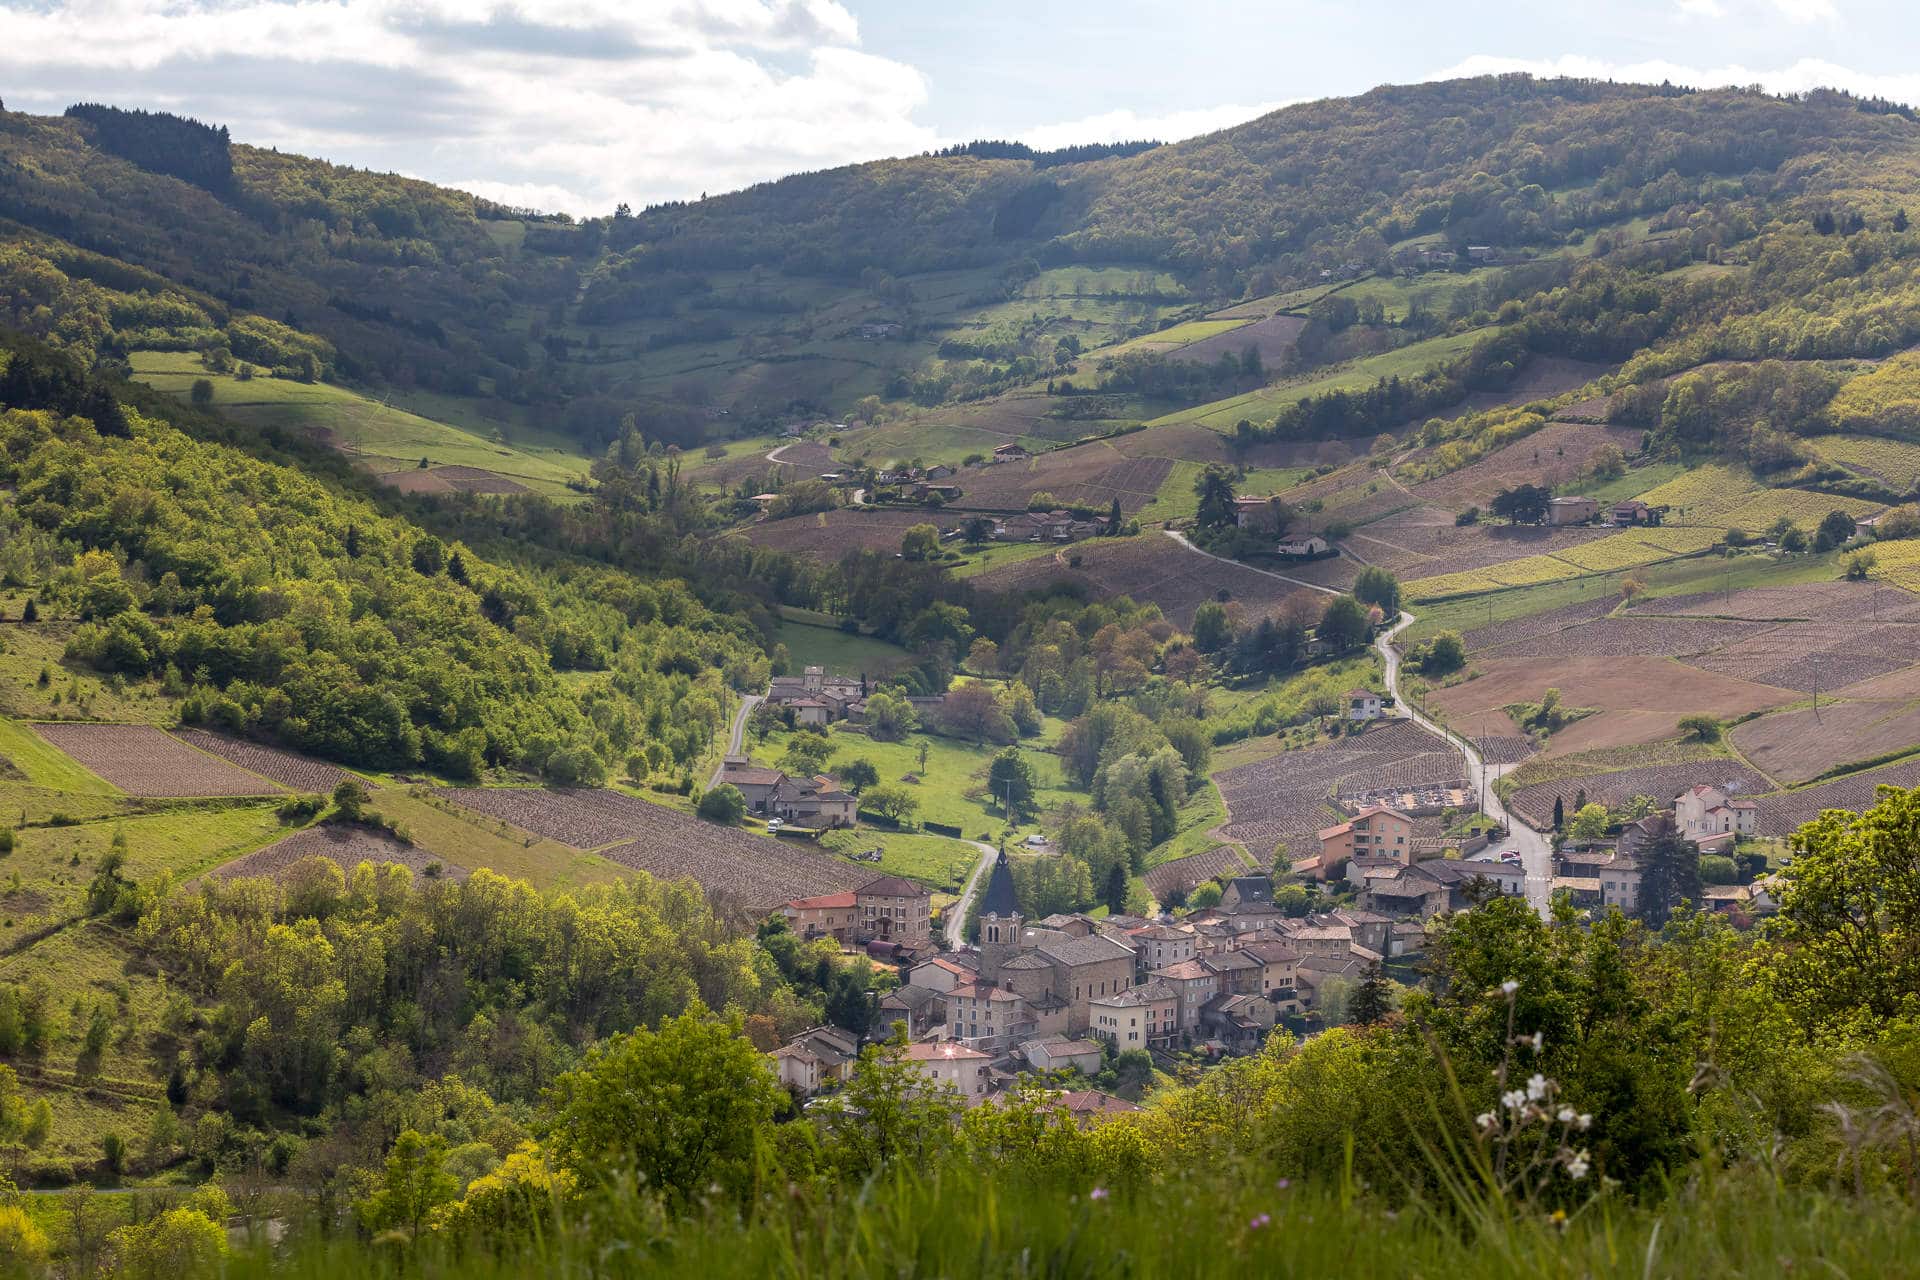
[944,840,998,950]
[709,693,763,789]
[1162,529,1342,596]
[1375,613,1553,913]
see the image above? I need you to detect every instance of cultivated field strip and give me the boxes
[1213,720,1453,853]
[172,729,363,794]
[1752,758,1920,837]
[1143,845,1254,901]
[974,535,1311,628]
[33,723,286,797]
[216,825,462,881]
[437,786,863,907]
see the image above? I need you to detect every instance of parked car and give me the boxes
[767,818,784,831]
[1023,834,1048,848]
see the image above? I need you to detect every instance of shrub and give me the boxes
[697,784,746,825]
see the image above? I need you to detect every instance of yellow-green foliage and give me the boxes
[1867,536,1920,593]
[1718,489,1883,532]
[1826,350,1920,435]
[1636,464,1759,522]
[1809,433,1920,487]
[1406,526,1722,600]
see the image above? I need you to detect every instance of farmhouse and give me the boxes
[877,983,944,1037]
[1023,1036,1104,1075]
[715,760,785,811]
[1612,499,1662,527]
[1674,784,1757,843]
[1547,495,1601,525]
[992,443,1031,462]
[773,1025,862,1095]
[1277,533,1331,557]
[780,890,858,942]
[1089,980,1180,1050]
[1345,688,1385,721]
[1312,805,1416,879]
[772,774,859,827]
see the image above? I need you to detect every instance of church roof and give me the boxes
[980,848,1019,917]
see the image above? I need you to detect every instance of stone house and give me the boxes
[1125,924,1197,975]
[946,982,1036,1053]
[1277,533,1331,557]
[1674,784,1757,842]
[856,875,932,945]
[1089,979,1180,1051]
[877,984,944,1038]
[772,1025,861,1095]
[1150,959,1220,1034]
[780,890,858,942]
[1345,689,1385,721]
[902,1042,990,1105]
[1023,1036,1104,1075]
[1314,805,1416,879]
[1547,495,1600,526]
[1219,876,1274,912]
[1201,993,1277,1053]
[1233,495,1288,532]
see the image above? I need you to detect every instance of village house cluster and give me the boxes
[770,853,1468,1106]
[1551,784,1779,915]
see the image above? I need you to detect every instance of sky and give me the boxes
[3,0,1920,215]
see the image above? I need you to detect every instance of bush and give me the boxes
[1700,854,1739,884]
[1677,713,1722,742]
[697,784,746,825]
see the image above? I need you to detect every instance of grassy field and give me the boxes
[0,620,181,726]
[1136,461,1312,525]
[129,352,592,495]
[1150,328,1497,431]
[817,828,979,892]
[771,618,910,674]
[945,540,1068,578]
[366,790,623,890]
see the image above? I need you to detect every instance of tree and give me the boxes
[1636,831,1702,929]
[820,1031,965,1179]
[864,783,920,824]
[1676,713,1721,742]
[962,516,994,545]
[1489,483,1550,525]
[987,748,1038,819]
[839,759,880,793]
[1815,509,1858,552]
[1418,630,1465,675]
[780,733,834,777]
[1552,795,1565,830]
[545,1007,783,1214]
[1107,496,1123,532]
[1103,863,1129,915]
[105,1202,228,1280]
[332,778,371,822]
[696,783,745,824]
[1349,964,1393,1025]
[1317,595,1370,651]
[901,523,941,562]
[1567,803,1610,843]
[1699,853,1738,885]
[1194,466,1237,530]
[1353,565,1401,615]
[411,536,445,576]
[1000,681,1042,736]
[1191,601,1232,652]
[1846,550,1877,580]
[188,378,214,406]
[355,1130,458,1239]
[940,680,1016,744]
[966,637,1000,673]
[864,689,919,742]
[1188,881,1223,910]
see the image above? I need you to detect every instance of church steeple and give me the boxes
[977,848,1023,984]
[980,848,1017,918]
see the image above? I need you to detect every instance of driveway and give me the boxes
[709,693,763,789]
[944,840,998,949]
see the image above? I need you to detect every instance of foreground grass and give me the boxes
[219,1169,1920,1280]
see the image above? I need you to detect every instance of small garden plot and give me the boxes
[1753,758,1920,838]
[33,723,285,796]
[1732,699,1920,786]
[216,824,463,882]
[1506,759,1763,829]
[436,786,669,848]
[1143,845,1254,902]
[173,729,362,794]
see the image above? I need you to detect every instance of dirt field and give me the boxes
[1143,845,1254,901]
[1110,423,1347,469]
[438,786,862,909]
[1482,615,1774,660]
[1506,760,1762,829]
[1170,313,1308,366]
[742,508,939,558]
[1461,598,1616,653]
[33,723,286,796]
[1731,699,1920,786]
[1679,620,1920,693]
[1652,580,1920,623]
[1409,420,1642,509]
[972,535,1315,628]
[1424,656,1797,756]
[1212,719,1455,854]
[948,446,1172,514]
[172,729,361,794]
[1752,757,1920,837]
[1349,505,1614,579]
[216,824,462,881]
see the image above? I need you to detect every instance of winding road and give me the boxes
[709,693,763,789]
[944,840,999,949]
[1161,530,1553,912]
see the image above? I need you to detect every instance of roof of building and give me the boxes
[1201,950,1260,973]
[1318,821,1354,840]
[1553,876,1602,892]
[1351,805,1410,822]
[1226,875,1273,902]
[719,765,786,786]
[949,982,1027,1003]
[999,952,1053,972]
[880,984,943,1011]
[1152,959,1215,982]
[858,875,927,899]
[1037,933,1136,967]
[1029,1035,1103,1055]
[1347,688,1379,699]
[980,848,1019,917]
[1093,979,1177,1006]
[1057,1090,1140,1116]
[786,891,858,910]
[1235,940,1302,965]
[1129,924,1193,942]
[904,1042,988,1062]
[916,955,976,977]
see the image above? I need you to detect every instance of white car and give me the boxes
[766,818,784,831]
[1024,834,1048,848]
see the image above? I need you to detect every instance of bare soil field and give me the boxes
[1506,760,1762,829]
[949,446,1173,514]
[216,824,462,881]
[1482,615,1772,660]
[1731,699,1920,786]
[1474,735,1537,765]
[742,508,935,558]
[33,723,285,796]
[1425,656,1797,756]
[432,465,532,495]
[1111,423,1348,469]
[1350,505,1612,579]
[973,535,1312,628]
[769,441,835,470]
[1409,420,1642,509]
[1461,598,1616,654]
[377,468,455,494]
[1213,719,1449,854]
[1753,758,1920,837]
[1680,621,1920,693]
[1648,581,1920,623]
[1144,845,1253,901]
[1171,313,1308,366]
[173,729,360,794]
[438,785,861,908]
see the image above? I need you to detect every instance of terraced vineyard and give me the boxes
[173,729,363,794]
[34,723,284,797]
[1808,434,1920,489]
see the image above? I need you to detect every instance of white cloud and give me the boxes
[1432,53,1919,105]
[1016,99,1297,152]
[1675,0,1726,19]
[1771,0,1838,22]
[0,0,935,213]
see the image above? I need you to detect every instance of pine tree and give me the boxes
[1103,862,1129,915]
[1350,964,1393,1025]
[1553,796,1565,830]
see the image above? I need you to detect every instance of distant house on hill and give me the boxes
[992,442,1031,462]
[1547,495,1600,526]
[1612,499,1662,527]
[1232,495,1288,532]
[1277,533,1330,558]
[1346,689,1385,722]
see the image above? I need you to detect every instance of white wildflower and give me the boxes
[1526,1073,1548,1102]
[1476,1111,1497,1129]
[1566,1150,1590,1181]
[1576,1113,1592,1131]
[1529,1032,1543,1053]
[1503,1089,1528,1111]
[1557,1107,1575,1124]
[1500,980,1519,996]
